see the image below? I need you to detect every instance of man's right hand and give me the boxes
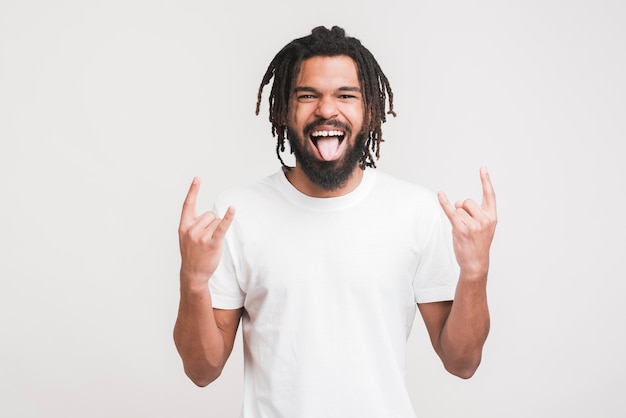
[178,177,235,291]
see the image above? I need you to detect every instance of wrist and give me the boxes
[179,283,211,305]
[180,269,211,294]
[458,267,488,283]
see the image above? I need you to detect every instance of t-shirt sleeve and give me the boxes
[412,202,459,304]
[208,202,246,309]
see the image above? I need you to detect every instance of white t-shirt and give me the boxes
[210,169,458,418]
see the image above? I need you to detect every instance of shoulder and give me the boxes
[213,170,285,214]
[372,170,439,207]
[367,170,447,231]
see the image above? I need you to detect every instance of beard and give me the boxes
[286,123,365,192]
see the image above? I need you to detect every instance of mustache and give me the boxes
[304,119,351,136]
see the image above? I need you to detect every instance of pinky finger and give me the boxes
[437,191,456,221]
[212,206,236,241]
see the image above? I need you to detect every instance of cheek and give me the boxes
[288,104,310,129]
[349,109,365,133]
[347,102,365,124]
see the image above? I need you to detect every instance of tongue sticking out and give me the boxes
[316,137,341,161]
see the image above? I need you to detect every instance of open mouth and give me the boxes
[310,129,346,161]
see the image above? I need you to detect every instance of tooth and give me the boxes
[311,130,345,137]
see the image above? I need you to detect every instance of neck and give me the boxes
[285,164,364,198]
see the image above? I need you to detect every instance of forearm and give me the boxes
[173,280,227,387]
[439,273,490,379]
[433,166,496,378]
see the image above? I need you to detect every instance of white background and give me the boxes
[1,0,625,417]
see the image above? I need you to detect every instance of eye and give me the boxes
[296,94,317,102]
[338,92,361,100]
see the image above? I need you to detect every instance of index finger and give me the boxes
[480,166,496,211]
[181,176,200,223]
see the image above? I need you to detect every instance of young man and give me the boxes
[174,26,497,417]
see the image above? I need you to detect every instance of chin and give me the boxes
[288,130,366,191]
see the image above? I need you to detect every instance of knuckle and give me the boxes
[178,225,190,237]
[199,233,213,245]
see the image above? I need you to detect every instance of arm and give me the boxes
[174,301,242,387]
[173,177,241,387]
[419,167,497,379]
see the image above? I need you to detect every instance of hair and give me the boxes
[255,25,396,169]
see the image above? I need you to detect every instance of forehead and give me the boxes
[295,55,360,88]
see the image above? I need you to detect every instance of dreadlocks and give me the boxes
[255,25,396,169]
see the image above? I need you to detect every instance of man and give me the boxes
[174,26,497,417]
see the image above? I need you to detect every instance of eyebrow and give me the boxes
[293,86,362,93]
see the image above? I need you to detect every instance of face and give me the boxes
[287,55,365,192]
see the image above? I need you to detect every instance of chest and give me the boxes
[232,207,421,309]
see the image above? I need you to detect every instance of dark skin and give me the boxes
[173,55,496,386]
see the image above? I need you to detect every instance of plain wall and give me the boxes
[1,0,624,417]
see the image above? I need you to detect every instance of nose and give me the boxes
[314,96,339,119]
